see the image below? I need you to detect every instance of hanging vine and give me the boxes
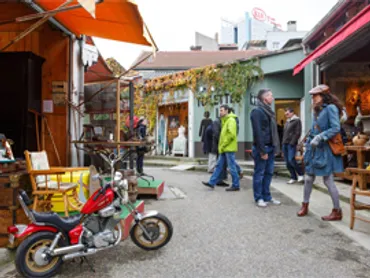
[134,58,264,132]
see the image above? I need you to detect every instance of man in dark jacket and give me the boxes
[282,108,304,184]
[206,117,228,185]
[199,111,212,143]
[250,88,281,207]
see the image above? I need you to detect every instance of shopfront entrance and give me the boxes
[157,102,189,156]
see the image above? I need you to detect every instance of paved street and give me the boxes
[4,168,370,278]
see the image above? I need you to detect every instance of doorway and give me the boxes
[275,99,301,126]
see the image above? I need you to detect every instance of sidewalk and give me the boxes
[268,175,370,251]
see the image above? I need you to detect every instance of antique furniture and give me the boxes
[24,150,88,216]
[0,52,45,158]
[0,171,30,248]
[345,168,370,229]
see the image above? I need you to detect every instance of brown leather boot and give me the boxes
[321,209,342,221]
[297,202,309,217]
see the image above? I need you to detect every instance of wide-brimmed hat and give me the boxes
[309,84,330,95]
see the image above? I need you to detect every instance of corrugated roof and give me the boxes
[134,50,268,70]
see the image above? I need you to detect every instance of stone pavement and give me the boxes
[2,168,370,278]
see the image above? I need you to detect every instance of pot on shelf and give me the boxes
[352,132,369,146]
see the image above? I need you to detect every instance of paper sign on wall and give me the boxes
[43,100,54,113]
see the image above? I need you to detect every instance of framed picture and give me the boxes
[168,116,179,129]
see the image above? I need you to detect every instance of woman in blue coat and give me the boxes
[297,84,344,221]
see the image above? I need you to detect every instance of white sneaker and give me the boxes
[257,199,267,207]
[267,199,281,205]
[298,176,304,183]
[287,179,297,184]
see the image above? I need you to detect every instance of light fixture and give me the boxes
[250,93,258,105]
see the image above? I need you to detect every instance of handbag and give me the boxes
[315,125,346,156]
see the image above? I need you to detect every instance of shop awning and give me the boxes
[34,0,151,46]
[293,4,370,76]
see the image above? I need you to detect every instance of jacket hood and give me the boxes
[221,113,237,123]
[226,113,237,119]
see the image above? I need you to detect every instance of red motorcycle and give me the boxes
[8,153,173,278]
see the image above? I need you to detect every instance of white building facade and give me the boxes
[219,8,307,51]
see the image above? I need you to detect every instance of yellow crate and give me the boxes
[49,171,90,213]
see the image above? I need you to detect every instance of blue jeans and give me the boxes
[282,144,303,180]
[252,145,274,202]
[209,152,240,188]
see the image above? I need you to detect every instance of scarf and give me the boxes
[257,100,280,154]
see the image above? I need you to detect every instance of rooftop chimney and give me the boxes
[287,21,297,32]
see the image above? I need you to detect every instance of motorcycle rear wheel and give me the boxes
[130,213,173,251]
[15,232,63,278]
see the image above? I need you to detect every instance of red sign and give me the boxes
[252,8,266,22]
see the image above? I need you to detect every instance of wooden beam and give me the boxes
[0,1,103,26]
[0,0,72,52]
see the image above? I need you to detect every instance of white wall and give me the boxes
[220,19,235,44]
[266,31,307,50]
[195,32,218,51]
[237,19,247,49]
[251,19,274,41]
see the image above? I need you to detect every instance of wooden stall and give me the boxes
[0,2,70,166]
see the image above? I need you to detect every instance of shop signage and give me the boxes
[252,7,281,28]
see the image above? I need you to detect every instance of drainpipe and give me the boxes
[67,35,75,166]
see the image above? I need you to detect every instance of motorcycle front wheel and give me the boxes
[15,232,63,278]
[130,213,173,251]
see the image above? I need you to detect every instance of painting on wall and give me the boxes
[168,116,180,129]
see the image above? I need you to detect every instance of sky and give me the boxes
[93,0,339,69]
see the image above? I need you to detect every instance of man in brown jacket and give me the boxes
[282,108,304,184]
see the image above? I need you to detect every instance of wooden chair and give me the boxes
[24,150,89,216]
[346,168,370,229]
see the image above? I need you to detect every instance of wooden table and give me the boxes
[71,140,148,148]
[345,146,370,169]
[337,146,370,181]
[72,140,151,171]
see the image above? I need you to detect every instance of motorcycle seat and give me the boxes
[32,211,82,232]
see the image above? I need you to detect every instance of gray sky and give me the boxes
[94,0,338,69]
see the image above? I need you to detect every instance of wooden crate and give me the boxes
[0,208,29,248]
[0,163,17,174]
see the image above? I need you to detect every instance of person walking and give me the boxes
[297,84,344,221]
[204,117,229,186]
[199,111,212,143]
[202,104,240,191]
[250,88,281,207]
[282,107,304,184]
[136,116,147,174]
